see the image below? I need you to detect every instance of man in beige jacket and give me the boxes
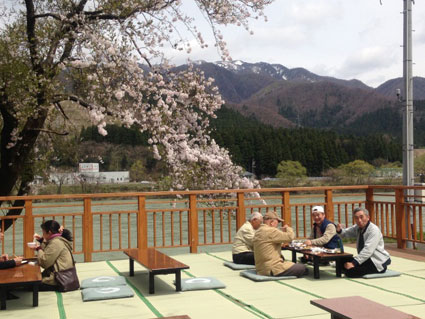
[232,212,263,265]
[253,211,308,277]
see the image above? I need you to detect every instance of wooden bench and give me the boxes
[124,248,189,294]
[0,262,42,310]
[310,296,420,319]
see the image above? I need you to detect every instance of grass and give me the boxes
[36,182,154,195]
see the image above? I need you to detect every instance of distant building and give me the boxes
[242,171,255,179]
[372,168,402,178]
[32,175,44,185]
[49,163,129,185]
[78,163,99,173]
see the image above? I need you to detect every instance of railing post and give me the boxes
[325,189,334,222]
[23,200,34,258]
[282,191,291,226]
[366,187,375,223]
[189,194,198,253]
[83,198,93,262]
[236,192,246,230]
[137,195,148,250]
[395,188,407,249]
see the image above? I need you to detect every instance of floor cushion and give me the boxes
[179,277,226,291]
[223,261,256,270]
[81,285,134,302]
[81,276,127,289]
[363,269,401,279]
[240,269,297,281]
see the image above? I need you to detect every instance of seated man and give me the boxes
[0,228,22,269]
[337,207,391,278]
[304,205,342,250]
[253,211,307,277]
[232,212,263,265]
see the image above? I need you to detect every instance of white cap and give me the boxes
[312,206,324,213]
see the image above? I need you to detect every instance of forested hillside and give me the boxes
[210,107,401,176]
[343,100,425,146]
[78,107,402,177]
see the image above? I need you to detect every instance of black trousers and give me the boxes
[344,258,384,278]
[38,282,59,291]
[232,252,255,265]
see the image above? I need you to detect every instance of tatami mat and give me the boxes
[3,247,425,319]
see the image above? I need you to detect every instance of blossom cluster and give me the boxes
[0,0,273,192]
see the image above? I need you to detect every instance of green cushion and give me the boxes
[81,276,127,289]
[363,269,401,279]
[240,269,297,281]
[179,277,226,291]
[81,285,134,302]
[223,261,256,270]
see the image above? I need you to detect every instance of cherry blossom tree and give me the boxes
[0,0,273,223]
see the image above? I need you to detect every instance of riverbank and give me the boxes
[32,177,403,196]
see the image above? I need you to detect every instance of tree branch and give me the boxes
[29,128,69,136]
[54,102,70,121]
[83,1,177,21]
[34,13,62,20]
[25,0,42,74]
[54,94,114,117]
[125,30,152,68]
[76,0,89,12]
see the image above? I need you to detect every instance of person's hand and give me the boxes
[344,262,355,270]
[59,225,64,233]
[280,225,289,232]
[1,254,8,261]
[305,240,312,246]
[13,256,23,265]
[336,224,344,232]
[33,233,41,240]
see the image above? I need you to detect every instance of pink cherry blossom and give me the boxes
[0,0,273,197]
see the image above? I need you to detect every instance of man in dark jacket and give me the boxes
[305,206,341,249]
[0,229,22,269]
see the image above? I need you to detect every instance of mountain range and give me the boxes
[177,60,425,131]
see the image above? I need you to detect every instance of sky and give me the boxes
[164,0,425,88]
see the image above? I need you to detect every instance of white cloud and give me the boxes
[287,1,343,26]
[339,46,398,78]
[159,0,425,87]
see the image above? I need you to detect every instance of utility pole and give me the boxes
[402,0,414,191]
[402,0,414,248]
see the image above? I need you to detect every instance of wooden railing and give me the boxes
[0,185,424,261]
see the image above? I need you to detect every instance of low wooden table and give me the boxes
[0,261,42,310]
[124,248,189,294]
[310,296,420,319]
[282,246,353,279]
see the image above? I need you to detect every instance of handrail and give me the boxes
[0,185,424,261]
[0,185,371,201]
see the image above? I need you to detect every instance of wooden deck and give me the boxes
[2,246,425,319]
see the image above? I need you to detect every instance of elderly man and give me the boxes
[337,207,391,278]
[232,212,263,265]
[253,211,308,277]
[0,228,22,269]
[305,206,342,249]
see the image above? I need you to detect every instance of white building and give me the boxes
[79,163,99,173]
[50,163,129,185]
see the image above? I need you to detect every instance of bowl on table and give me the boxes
[27,242,37,248]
